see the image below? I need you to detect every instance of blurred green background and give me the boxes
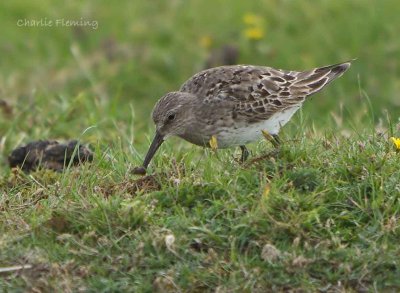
[1,0,400,165]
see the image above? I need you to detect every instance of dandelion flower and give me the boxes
[390,137,400,150]
[199,35,212,49]
[244,27,264,40]
[242,13,265,40]
[243,13,263,26]
[261,130,273,141]
[209,135,218,150]
[263,184,270,198]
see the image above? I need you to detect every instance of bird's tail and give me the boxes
[290,60,353,98]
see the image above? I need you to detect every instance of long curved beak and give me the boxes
[142,131,164,169]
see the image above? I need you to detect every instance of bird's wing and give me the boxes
[180,62,351,122]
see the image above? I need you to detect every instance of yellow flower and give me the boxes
[263,184,271,198]
[261,130,273,141]
[243,13,263,26]
[209,135,218,150]
[390,137,400,150]
[244,27,264,41]
[199,35,212,49]
[242,13,265,40]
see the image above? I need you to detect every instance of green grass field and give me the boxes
[1,0,400,291]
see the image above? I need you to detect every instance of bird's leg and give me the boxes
[240,145,249,162]
[271,134,281,148]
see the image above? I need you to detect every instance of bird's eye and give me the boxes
[167,114,176,121]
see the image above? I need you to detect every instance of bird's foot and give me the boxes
[239,145,249,163]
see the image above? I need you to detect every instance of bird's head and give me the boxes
[141,91,197,170]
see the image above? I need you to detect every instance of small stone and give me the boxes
[165,234,175,251]
[261,243,281,262]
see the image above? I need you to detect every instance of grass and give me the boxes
[1,0,400,291]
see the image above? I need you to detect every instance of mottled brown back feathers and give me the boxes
[179,61,351,123]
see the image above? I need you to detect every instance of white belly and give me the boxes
[217,105,301,148]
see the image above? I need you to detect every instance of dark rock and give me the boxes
[8,140,93,172]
